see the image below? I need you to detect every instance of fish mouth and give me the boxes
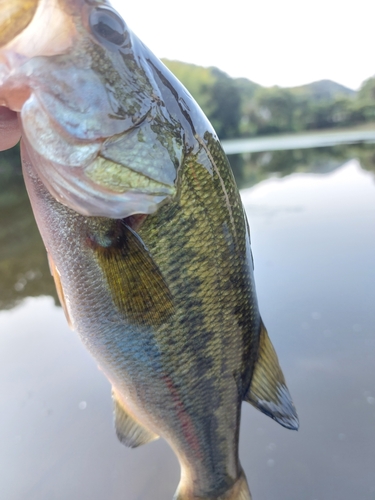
[0,0,79,111]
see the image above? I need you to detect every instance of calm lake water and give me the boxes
[0,137,375,500]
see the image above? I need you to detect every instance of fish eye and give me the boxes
[89,7,127,47]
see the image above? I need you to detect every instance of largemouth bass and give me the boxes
[0,1,298,498]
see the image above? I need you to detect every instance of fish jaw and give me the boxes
[0,0,182,218]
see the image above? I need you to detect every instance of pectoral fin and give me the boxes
[244,321,299,430]
[92,221,174,327]
[112,389,159,448]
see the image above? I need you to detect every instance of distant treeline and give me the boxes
[163,59,375,140]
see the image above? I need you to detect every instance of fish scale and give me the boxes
[132,137,259,494]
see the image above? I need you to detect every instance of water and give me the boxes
[221,127,375,155]
[0,136,375,499]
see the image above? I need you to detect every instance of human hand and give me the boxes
[0,107,21,151]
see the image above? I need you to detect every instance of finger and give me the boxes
[0,107,21,151]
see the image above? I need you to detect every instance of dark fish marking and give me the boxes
[147,60,197,137]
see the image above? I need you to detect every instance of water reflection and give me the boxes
[0,148,57,310]
[231,142,375,189]
[0,144,375,499]
[241,160,375,500]
[0,297,179,500]
[1,143,375,310]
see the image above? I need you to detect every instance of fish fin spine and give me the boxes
[243,319,299,430]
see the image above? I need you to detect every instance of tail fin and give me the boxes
[173,468,251,500]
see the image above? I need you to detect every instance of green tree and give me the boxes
[249,86,297,134]
[352,76,375,123]
[206,68,241,139]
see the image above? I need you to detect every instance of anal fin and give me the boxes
[244,320,299,430]
[112,389,159,448]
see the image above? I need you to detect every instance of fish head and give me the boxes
[0,0,186,218]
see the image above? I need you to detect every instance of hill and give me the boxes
[291,79,356,100]
[161,59,373,138]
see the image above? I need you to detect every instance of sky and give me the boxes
[111,0,374,91]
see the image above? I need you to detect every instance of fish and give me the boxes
[0,1,298,499]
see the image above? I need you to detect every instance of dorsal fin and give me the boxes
[244,320,299,430]
[112,389,159,448]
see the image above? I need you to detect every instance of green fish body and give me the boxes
[0,1,298,498]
